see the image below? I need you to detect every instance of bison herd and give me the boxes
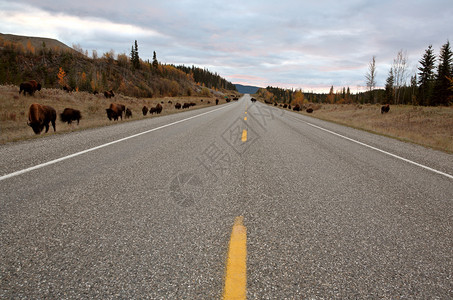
[20,80,214,135]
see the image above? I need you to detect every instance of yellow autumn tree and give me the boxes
[292,89,305,107]
[57,67,67,87]
[26,41,35,55]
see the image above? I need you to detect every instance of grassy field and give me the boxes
[0,85,232,144]
[298,103,453,153]
[2,86,452,154]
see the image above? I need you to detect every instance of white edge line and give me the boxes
[303,121,453,180]
[0,105,232,182]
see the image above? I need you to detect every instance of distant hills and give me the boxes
[0,33,76,53]
[235,84,262,94]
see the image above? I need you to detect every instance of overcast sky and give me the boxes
[1,0,452,92]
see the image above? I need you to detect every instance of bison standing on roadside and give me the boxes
[60,108,82,125]
[19,80,42,96]
[104,90,115,98]
[106,103,125,121]
[155,103,163,114]
[142,106,149,116]
[306,108,313,113]
[216,99,219,105]
[182,103,190,109]
[381,104,390,114]
[293,104,301,111]
[125,108,132,118]
[27,103,56,134]
[175,103,182,109]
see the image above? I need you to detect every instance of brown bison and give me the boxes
[149,104,163,114]
[125,108,132,118]
[63,85,73,93]
[251,98,257,102]
[106,103,125,121]
[155,103,163,114]
[142,106,149,116]
[182,103,190,109]
[19,80,42,96]
[216,99,219,105]
[381,104,390,114]
[175,103,182,109]
[60,108,82,125]
[293,104,301,111]
[104,90,115,98]
[27,103,56,134]
[306,108,313,113]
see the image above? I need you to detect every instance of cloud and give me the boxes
[1,0,452,92]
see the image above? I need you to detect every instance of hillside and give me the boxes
[0,33,237,98]
[0,33,76,54]
[235,84,261,94]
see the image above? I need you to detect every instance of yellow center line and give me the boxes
[244,117,247,121]
[223,216,247,300]
[241,129,247,142]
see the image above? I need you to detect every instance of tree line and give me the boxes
[259,41,452,107]
[369,41,452,106]
[0,38,236,97]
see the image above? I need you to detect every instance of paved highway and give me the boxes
[1,95,452,298]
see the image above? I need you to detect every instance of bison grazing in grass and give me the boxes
[293,104,301,111]
[27,103,56,134]
[306,108,313,113]
[142,106,149,116]
[216,99,219,105]
[106,103,125,121]
[104,90,115,98]
[60,108,82,125]
[19,80,42,96]
[63,85,73,93]
[182,103,190,109]
[381,104,390,114]
[175,103,182,109]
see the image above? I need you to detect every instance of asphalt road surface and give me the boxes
[1,95,452,299]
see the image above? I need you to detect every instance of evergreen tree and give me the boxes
[152,51,158,69]
[433,41,452,105]
[410,74,418,104]
[130,40,140,70]
[417,45,436,105]
[384,68,394,104]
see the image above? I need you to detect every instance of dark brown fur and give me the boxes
[60,108,81,124]
[19,80,42,96]
[27,103,56,134]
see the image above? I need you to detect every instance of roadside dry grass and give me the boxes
[299,103,453,153]
[0,85,228,144]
